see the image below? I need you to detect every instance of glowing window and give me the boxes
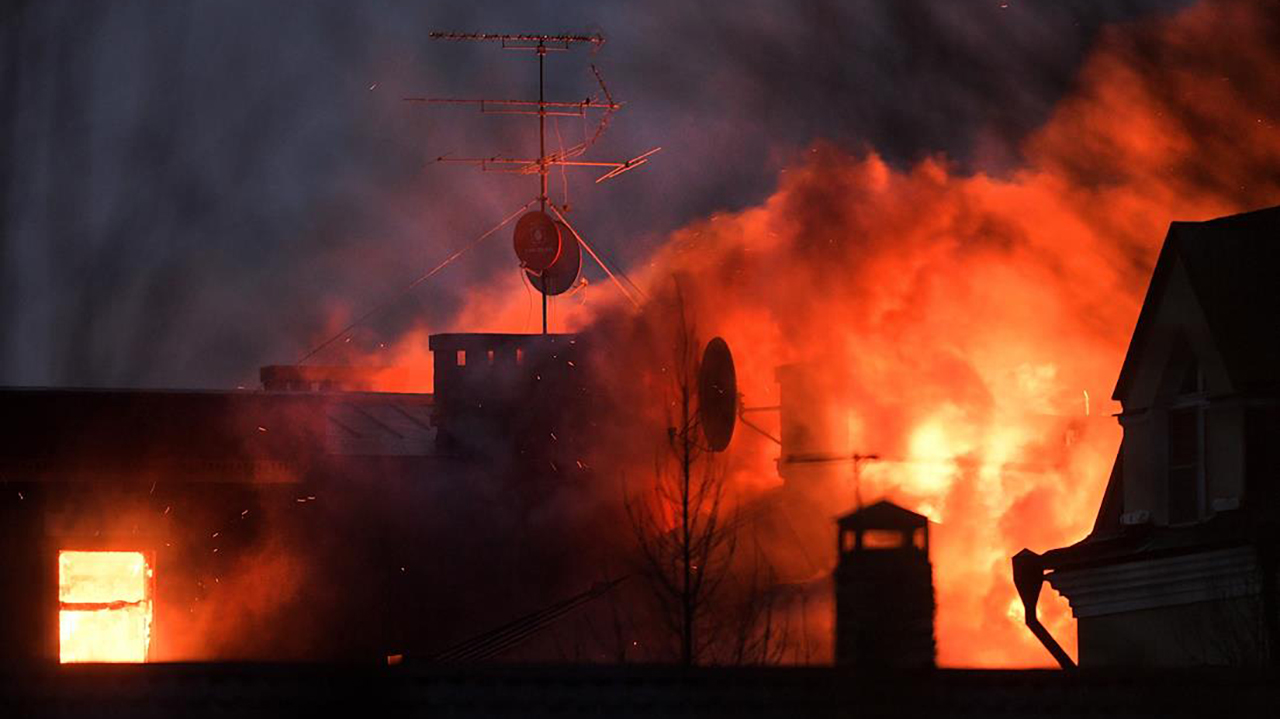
[860,530,905,550]
[456,350,467,367]
[59,550,152,663]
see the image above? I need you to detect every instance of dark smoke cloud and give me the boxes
[1,0,1192,388]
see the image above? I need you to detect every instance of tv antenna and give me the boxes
[407,32,659,333]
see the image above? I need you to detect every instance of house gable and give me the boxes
[1111,207,1280,527]
[1114,255,1239,525]
[1113,254,1231,412]
[1023,205,1280,668]
[1115,206,1280,403]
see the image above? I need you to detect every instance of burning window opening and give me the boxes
[861,530,906,550]
[58,550,153,663]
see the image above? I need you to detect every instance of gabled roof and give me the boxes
[1086,445,1126,542]
[837,499,928,529]
[1113,205,1280,400]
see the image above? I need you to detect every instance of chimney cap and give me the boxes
[836,500,929,530]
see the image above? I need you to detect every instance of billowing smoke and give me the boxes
[8,0,1280,666]
[3,0,1191,387]
[402,0,1280,665]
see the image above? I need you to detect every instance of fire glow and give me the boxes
[58,551,153,663]
[326,0,1280,667]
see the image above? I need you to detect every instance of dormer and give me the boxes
[1112,206,1280,527]
[1015,205,1280,668]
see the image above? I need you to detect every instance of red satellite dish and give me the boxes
[513,211,562,272]
[698,337,737,452]
[526,223,581,296]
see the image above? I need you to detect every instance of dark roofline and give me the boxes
[0,384,264,395]
[1040,510,1252,574]
[1086,444,1125,541]
[1113,205,1280,401]
[428,332,579,339]
[428,332,580,352]
[1112,221,1177,401]
[0,385,431,402]
[837,499,929,528]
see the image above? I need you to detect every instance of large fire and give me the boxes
[324,0,1280,667]
[59,551,153,663]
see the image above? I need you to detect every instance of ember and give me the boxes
[58,551,153,663]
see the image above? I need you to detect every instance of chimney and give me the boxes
[427,333,584,458]
[775,362,849,499]
[834,500,937,668]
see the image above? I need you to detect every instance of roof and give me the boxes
[326,394,436,456]
[1037,437,1260,573]
[837,500,929,529]
[1041,508,1252,574]
[1114,205,1280,400]
[1034,441,1261,572]
[0,386,439,481]
[1085,445,1126,542]
[0,386,326,465]
[428,332,579,351]
[260,365,417,392]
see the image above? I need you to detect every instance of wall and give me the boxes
[1078,597,1268,666]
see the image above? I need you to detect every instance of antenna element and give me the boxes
[410,30,659,332]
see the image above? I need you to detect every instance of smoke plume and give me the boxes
[423,0,1280,665]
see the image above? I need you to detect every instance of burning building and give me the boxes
[1015,205,1280,667]
[0,333,596,665]
[6,0,1280,679]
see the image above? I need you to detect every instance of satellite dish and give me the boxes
[513,211,562,271]
[698,337,737,451]
[526,223,581,296]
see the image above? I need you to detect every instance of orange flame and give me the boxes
[59,551,153,663]
[312,0,1280,666]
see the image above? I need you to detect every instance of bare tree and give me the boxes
[718,540,790,666]
[625,285,736,665]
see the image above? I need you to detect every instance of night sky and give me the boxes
[1,0,1193,389]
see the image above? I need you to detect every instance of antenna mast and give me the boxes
[409,31,658,334]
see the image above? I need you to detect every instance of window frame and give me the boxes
[1166,370,1208,526]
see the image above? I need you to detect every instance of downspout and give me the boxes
[1256,523,1280,666]
[1012,549,1077,669]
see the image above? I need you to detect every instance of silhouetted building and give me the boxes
[835,500,936,668]
[0,332,595,665]
[1015,205,1280,667]
[428,333,587,460]
[775,363,849,500]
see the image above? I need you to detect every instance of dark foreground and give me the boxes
[3,663,1279,718]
